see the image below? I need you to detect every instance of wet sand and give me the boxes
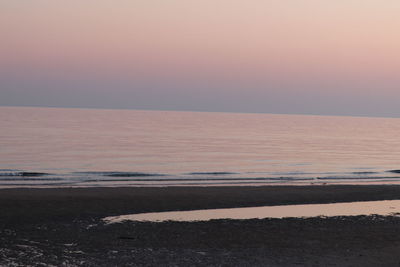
[1,185,400,266]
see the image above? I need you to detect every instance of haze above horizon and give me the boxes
[1,1,400,118]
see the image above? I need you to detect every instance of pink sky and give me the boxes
[1,1,400,116]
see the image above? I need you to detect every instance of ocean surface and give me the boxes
[1,106,400,188]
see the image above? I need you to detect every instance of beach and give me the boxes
[4,0,400,265]
[2,185,400,266]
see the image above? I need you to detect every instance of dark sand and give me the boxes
[1,185,400,266]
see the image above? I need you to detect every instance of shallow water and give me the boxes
[1,106,400,187]
[103,200,400,223]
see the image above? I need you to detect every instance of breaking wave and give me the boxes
[2,169,400,187]
[0,171,50,177]
[73,172,165,177]
[187,172,237,175]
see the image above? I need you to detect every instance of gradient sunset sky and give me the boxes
[1,1,400,117]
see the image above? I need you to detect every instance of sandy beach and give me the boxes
[4,0,400,265]
[1,185,400,266]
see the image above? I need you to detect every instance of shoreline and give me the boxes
[2,185,400,266]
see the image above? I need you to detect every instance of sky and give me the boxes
[1,0,400,117]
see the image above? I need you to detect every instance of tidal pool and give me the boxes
[103,200,400,223]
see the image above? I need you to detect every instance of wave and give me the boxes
[0,172,50,177]
[2,168,400,188]
[74,171,164,177]
[187,172,237,175]
[352,171,378,175]
[270,171,316,175]
[317,176,400,180]
[0,177,63,181]
[81,177,314,182]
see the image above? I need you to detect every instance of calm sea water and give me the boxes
[1,106,400,188]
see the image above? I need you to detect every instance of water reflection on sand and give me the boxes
[104,200,400,223]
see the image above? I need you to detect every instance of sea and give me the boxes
[1,106,400,188]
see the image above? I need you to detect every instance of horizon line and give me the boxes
[1,104,399,120]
